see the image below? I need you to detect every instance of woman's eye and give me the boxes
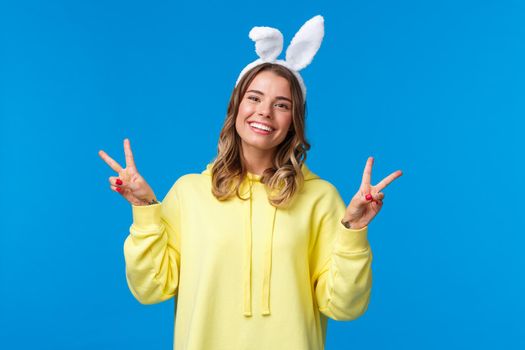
[275,103,290,110]
[247,96,260,102]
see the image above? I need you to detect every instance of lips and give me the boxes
[248,121,274,135]
[248,121,275,131]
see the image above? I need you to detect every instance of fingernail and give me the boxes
[365,194,373,201]
[116,179,122,185]
[116,187,121,192]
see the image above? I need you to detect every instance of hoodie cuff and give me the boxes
[131,203,162,230]
[335,225,369,253]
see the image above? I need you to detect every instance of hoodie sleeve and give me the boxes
[123,180,182,305]
[310,183,373,321]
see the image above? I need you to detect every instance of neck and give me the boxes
[241,144,275,176]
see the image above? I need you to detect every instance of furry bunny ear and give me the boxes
[249,26,284,62]
[285,15,324,71]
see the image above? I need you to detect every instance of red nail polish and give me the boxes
[116,187,121,192]
[116,179,122,185]
[365,194,372,201]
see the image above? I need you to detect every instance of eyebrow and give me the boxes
[246,90,292,103]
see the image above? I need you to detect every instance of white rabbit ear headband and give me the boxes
[235,15,325,101]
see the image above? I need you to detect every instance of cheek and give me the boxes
[237,101,254,118]
[279,114,293,133]
[236,102,256,131]
[235,109,249,134]
[235,114,243,134]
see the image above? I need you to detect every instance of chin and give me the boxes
[247,142,277,152]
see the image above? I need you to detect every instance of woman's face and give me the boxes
[235,70,293,158]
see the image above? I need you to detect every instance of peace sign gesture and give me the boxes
[98,138,158,206]
[342,157,403,230]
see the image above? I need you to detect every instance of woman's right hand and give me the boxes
[98,138,158,206]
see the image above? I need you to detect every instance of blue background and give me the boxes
[1,0,524,349]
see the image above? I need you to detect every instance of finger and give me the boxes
[110,176,139,194]
[111,176,137,192]
[363,191,384,202]
[124,138,137,169]
[110,184,124,194]
[375,170,403,192]
[109,176,125,188]
[360,156,374,191]
[99,150,123,173]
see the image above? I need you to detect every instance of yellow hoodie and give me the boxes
[123,163,373,350]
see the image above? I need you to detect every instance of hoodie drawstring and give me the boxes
[262,205,277,316]
[243,180,253,316]
[243,178,277,317]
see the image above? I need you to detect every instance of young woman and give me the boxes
[99,16,402,350]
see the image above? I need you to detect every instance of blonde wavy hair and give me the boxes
[210,63,311,208]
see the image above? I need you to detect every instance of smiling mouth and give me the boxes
[248,122,275,134]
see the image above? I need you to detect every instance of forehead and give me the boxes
[246,71,291,98]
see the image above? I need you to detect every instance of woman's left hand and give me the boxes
[342,156,403,229]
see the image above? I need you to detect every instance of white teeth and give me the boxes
[249,122,273,132]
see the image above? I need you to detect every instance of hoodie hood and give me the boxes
[201,162,319,182]
[202,162,319,316]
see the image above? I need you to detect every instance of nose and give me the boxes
[256,101,272,118]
